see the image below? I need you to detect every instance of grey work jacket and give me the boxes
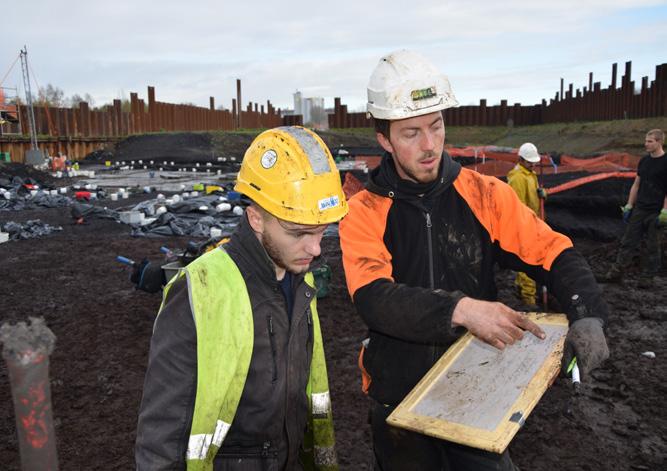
[135,215,317,470]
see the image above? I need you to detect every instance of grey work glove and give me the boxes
[561,317,609,380]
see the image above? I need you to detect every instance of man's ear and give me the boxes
[245,205,265,234]
[376,132,394,154]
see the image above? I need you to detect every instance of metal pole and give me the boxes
[19,46,39,151]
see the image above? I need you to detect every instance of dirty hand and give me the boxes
[451,297,545,350]
[657,208,667,227]
[130,258,166,293]
[537,187,547,200]
[621,204,633,223]
[562,317,609,380]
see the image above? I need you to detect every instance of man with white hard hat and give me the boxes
[507,142,548,308]
[339,50,609,470]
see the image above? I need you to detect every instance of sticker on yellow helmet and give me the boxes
[318,195,341,211]
[260,150,278,169]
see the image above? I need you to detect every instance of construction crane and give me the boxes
[20,46,39,152]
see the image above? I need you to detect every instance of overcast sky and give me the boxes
[2,1,666,112]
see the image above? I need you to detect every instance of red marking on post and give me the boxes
[18,380,50,449]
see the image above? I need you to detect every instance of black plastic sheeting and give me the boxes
[543,176,634,240]
[0,176,73,212]
[128,195,244,238]
[2,220,63,240]
[70,202,119,221]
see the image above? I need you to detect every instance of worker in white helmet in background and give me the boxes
[339,49,609,470]
[507,142,548,308]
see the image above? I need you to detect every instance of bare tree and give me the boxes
[35,84,65,107]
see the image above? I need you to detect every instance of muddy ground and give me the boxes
[1,164,666,470]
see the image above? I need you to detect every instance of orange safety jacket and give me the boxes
[339,152,609,405]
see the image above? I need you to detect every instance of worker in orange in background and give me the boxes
[340,49,610,471]
[507,142,548,308]
[601,129,667,288]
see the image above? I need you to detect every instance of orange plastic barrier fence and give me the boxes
[546,171,636,195]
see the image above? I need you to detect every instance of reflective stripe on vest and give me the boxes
[159,249,337,471]
[301,272,338,471]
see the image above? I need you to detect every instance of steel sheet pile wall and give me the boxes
[4,85,288,137]
[329,61,667,128]
[0,83,303,162]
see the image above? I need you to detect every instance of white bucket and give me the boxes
[122,192,129,199]
[210,227,222,239]
[59,187,67,194]
[156,206,167,215]
[110,193,118,201]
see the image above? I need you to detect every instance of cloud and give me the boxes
[2,0,665,111]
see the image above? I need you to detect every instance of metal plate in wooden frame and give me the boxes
[387,313,568,453]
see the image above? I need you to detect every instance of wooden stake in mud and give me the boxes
[0,317,58,471]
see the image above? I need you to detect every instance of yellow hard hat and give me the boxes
[235,126,348,225]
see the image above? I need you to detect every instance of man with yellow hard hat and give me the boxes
[136,126,347,470]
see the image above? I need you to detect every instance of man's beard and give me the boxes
[398,151,439,183]
[261,230,309,274]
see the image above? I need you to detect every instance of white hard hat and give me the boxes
[367,50,458,120]
[518,143,540,163]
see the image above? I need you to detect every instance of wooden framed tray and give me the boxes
[387,312,568,453]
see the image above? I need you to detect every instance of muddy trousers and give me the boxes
[370,401,518,471]
[615,207,662,274]
[514,272,536,305]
